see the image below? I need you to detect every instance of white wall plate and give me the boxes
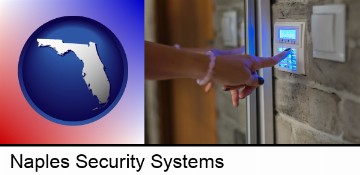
[312,4,346,62]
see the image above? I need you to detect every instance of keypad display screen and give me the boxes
[278,47,297,71]
[279,29,296,39]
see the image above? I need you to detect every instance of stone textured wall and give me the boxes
[273,0,360,143]
[213,0,360,144]
[213,0,247,144]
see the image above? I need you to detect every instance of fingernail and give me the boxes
[285,48,291,51]
[258,77,265,85]
[223,87,230,91]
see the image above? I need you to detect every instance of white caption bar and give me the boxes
[0,146,358,174]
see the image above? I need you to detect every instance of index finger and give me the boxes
[256,48,291,69]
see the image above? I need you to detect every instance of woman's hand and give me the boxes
[210,48,291,107]
[203,47,246,92]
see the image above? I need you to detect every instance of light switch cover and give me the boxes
[312,4,346,62]
[312,14,335,52]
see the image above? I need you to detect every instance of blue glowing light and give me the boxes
[277,47,297,71]
[279,29,296,40]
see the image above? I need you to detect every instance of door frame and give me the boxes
[246,0,274,144]
[245,0,258,144]
[257,0,274,144]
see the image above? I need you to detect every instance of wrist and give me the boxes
[195,50,216,85]
[173,45,214,81]
[176,48,209,80]
[190,52,210,80]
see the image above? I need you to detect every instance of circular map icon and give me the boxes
[18,16,128,125]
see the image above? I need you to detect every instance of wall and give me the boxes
[213,0,247,144]
[273,0,360,144]
[214,0,360,144]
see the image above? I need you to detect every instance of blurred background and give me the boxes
[145,0,247,144]
[145,0,360,144]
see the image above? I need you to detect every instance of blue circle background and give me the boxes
[18,16,128,125]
